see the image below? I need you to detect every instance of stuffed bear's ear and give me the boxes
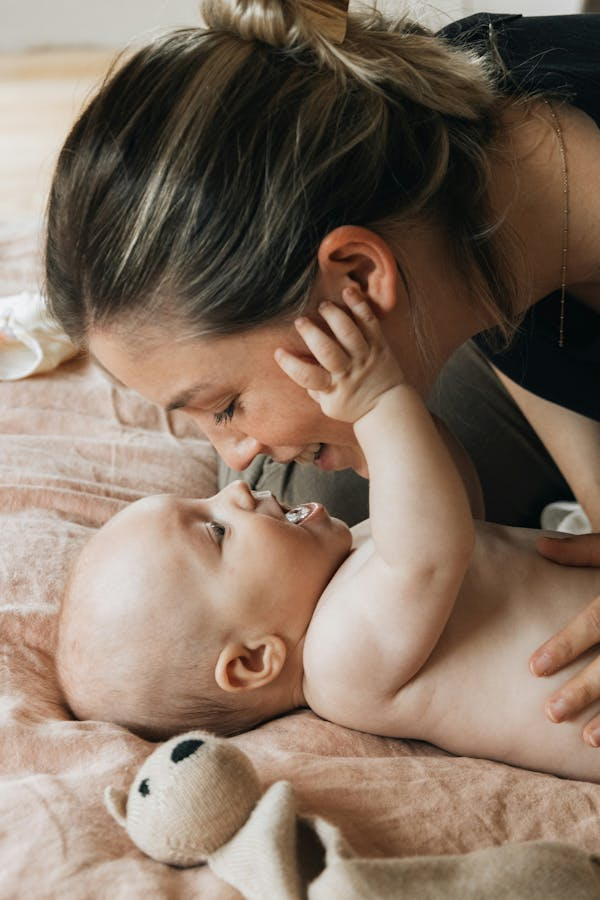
[104,785,128,827]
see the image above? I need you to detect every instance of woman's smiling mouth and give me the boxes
[293,443,324,465]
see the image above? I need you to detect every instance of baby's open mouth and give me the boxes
[284,505,312,524]
[252,492,316,524]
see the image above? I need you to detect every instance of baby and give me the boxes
[58,290,600,782]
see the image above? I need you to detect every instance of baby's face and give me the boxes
[88,481,352,655]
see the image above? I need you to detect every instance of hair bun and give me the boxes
[201,0,348,48]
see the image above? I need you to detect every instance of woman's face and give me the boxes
[90,320,369,476]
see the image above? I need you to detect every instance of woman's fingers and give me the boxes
[542,653,600,728]
[532,533,600,730]
[530,593,600,676]
[537,533,600,567]
[582,712,600,748]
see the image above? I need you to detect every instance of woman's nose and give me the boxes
[211,431,265,472]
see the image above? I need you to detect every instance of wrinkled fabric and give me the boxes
[0,291,78,380]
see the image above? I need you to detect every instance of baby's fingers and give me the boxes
[317,298,369,357]
[274,347,331,392]
[342,286,380,324]
[294,314,351,376]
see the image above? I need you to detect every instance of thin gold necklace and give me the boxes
[545,100,569,348]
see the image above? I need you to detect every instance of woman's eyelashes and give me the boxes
[213,399,237,426]
[207,521,226,543]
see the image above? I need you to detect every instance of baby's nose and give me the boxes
[225,479,256,510]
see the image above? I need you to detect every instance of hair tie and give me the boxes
[301,0,349,44]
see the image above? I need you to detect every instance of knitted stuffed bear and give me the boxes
[104,730,335,898]
[105,730,600,900]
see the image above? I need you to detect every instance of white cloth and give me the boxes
[540,501,592,535]
[0,292,78,380]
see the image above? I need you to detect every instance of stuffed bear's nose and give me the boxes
[171,738,205,763]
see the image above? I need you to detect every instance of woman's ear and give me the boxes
[317,225,399,315]
[214,636,287,693]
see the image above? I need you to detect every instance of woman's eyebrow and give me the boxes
[91,358,214,411]
[164,382,214,412]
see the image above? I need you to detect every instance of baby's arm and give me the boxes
[275,290,474,694]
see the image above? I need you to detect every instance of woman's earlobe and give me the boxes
[214,636,287,693]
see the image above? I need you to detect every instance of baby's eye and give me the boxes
[214,400,236,426]
[208,521,226,543]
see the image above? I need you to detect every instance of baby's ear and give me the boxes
[215,636,286,693]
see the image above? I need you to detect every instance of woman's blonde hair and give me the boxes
[45,0,520,354]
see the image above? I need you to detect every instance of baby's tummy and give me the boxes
[407,642,600,781]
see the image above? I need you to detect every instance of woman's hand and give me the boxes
[274,287,404,425]
[531,533,600,746]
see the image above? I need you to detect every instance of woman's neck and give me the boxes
[385,221,489,398]
[491,100,600,308]
[386,100,600,397]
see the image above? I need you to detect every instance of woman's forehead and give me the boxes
[89,320,299,404]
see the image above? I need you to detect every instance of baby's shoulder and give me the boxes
[302,536,375,692]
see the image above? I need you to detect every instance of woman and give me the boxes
[45,2,600,738]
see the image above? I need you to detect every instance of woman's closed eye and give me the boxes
[214,399,237,426]
[207,521,226,543]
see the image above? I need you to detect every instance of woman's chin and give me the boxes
[315,443,366,477]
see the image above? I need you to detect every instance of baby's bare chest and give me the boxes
[393,525,600,742]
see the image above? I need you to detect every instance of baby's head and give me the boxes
[57,481,351,738]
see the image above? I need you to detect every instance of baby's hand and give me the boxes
[275,288,404,424]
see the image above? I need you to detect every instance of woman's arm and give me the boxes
[493,368,600,745]
[493,367,600,529]
[531,533,600,747]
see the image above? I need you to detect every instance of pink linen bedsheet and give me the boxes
[2,222,600,899]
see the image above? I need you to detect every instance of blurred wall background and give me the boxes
[0,0,583,52]
[0,0,588,221]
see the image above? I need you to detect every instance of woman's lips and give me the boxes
[314,443,339,471]
[294,442,323,465]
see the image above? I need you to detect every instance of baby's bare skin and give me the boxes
[305,521,600,782]
[279,291,600,783]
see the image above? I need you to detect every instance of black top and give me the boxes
[439,14,600,421]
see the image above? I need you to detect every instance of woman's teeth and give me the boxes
[285,505,311,524]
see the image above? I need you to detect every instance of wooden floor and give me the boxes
[0,50,116,221]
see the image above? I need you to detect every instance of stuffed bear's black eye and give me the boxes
[171,738,204,763]
[138,778,150,797]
